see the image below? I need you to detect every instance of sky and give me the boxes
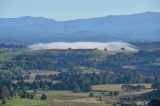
[0,0,160,21]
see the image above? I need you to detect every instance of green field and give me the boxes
[45,102,111,106]
[4,83,152,106]
[6,98,46,106]
[3,91,111,106]
[5,99,110,106]
[3,84,153,106]
[92,83,152,91]
[47,91,88,100]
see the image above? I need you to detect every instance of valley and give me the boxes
[0,42,160,106]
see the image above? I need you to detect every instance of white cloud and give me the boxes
[28,42,138,52]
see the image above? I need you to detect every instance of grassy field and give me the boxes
[5,99,110,106]
[92,83,152,91]
[3,84,152,106]
[40,91,89,100]
[45,102,111,106]
[3,91,111,106]
[6,98,46,106]
[0,52,21,61]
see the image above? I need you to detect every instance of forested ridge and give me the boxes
[1,49,160,76]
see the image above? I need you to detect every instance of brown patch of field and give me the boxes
[92,84,152,92]
[44,102,110,106]
[68,98,102,103]
[29,70,59,79]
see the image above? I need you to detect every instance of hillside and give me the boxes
[0,43,160,106]
[0,47,159,75]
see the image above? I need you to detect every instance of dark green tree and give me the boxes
[0,86,10,99]
[89,92,94,98]
[149,98,160,106]
[41,93,47,100]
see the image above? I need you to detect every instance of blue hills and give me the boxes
[0,12,160,44]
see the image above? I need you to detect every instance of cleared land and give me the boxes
[6,99,109,106]
[4,91,111,106]
[4,84,152,106]
[92,84,152,91]
[6,98,45,106]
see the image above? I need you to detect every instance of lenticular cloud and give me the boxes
[28,42,138,52]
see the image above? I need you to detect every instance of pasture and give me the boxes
[4,90,111,106]
[92,83,152,92]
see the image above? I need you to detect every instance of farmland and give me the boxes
[4,83,154,106]
[5,91,111,106]
[92,84,152,92]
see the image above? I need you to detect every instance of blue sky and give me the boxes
[0,0,160,20]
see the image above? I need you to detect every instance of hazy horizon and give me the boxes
[0,0,160,21]
[0,11,159,21]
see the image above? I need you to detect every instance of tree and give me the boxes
[42,85,48,91]
[20,90,30,98]
[32,81,40,90]
[73,82,80,92]
[30,94,34,99]
[41,93,47,100]
[89,92,94,98]
[1,99,6,104]
[109,91,113,96]
[104,48,107,51]
[149,98,160,106]
[152,80,160,89]
[114,91,119,96]
[0,86,10,99]
[83,84,92,92]
[121,48,125,50]
[98,96,103,102]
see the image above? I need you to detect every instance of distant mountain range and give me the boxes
[0,12,160,44]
